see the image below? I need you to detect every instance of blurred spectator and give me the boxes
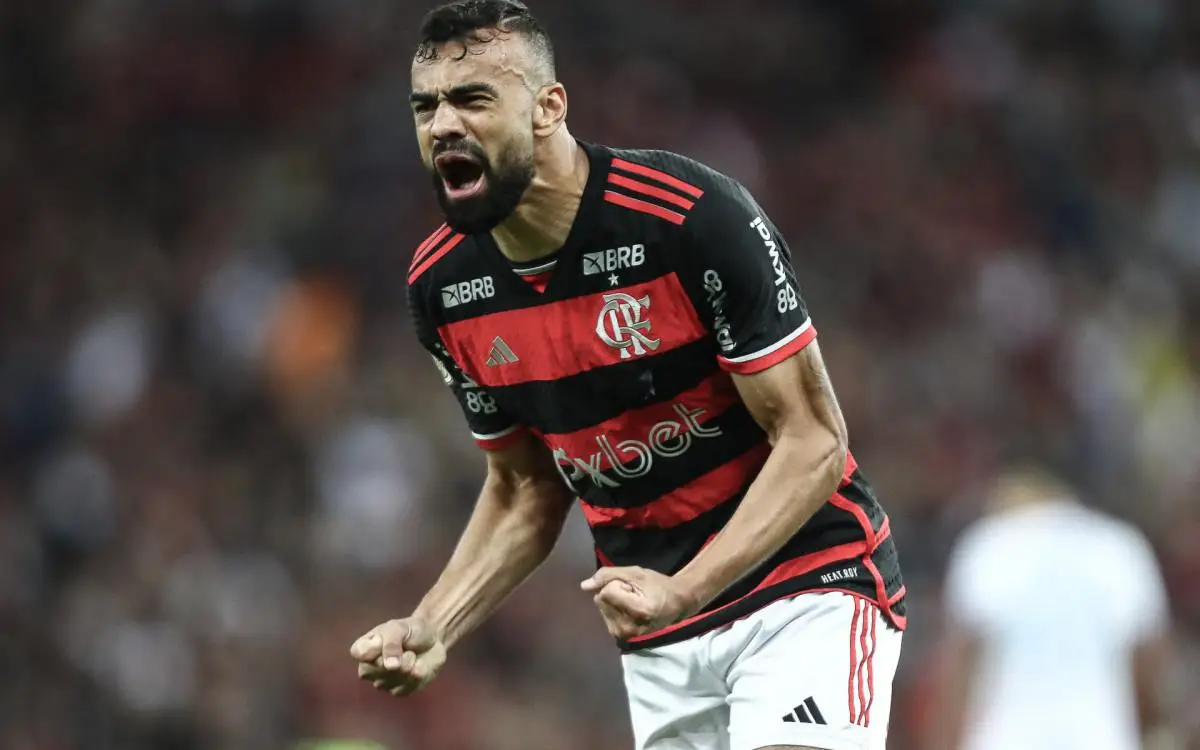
[932,467,1179,750]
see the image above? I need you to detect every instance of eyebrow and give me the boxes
[409,83,501,106]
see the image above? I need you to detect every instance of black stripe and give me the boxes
[595,499,868,580]
[839,471,887,533]
[605,182,696,214]
[592,495,739,575]
[804,697,826,725]
[489,338,718,435]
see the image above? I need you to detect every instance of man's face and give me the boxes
[410,33,538,234]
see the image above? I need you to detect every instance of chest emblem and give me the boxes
[596,292,661,360]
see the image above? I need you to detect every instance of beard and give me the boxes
[431,138,535,235]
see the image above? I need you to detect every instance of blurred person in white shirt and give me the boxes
[932,467,1180,750]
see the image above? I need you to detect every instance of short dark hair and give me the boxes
[415,1,556,83]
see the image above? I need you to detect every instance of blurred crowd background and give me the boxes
[2,0,1199,748]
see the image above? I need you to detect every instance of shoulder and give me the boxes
[599,145,755,228]
[407,223,476,286]
[405,223,483,307]
[1088,511,1159,568]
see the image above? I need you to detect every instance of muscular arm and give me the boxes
[414,435,574,649]
[673,342,848,610]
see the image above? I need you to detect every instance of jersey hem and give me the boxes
[617,547,906,653]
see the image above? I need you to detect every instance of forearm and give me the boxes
[673,432,845,610]
[415,475,570,649]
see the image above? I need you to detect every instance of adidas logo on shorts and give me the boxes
[782,697,826,724]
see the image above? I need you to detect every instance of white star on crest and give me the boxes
[608,273,620,287]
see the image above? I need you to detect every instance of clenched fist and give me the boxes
[581,566,700,640]
[349,617,447,697]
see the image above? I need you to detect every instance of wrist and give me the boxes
[671,569,718,617]
[412,604,451,647]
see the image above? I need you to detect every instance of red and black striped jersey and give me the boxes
[407,142,906,651]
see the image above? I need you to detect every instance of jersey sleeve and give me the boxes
[682,179,816,374]
[407,282,526,452]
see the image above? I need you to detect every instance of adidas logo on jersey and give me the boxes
[484,336,519,367]
[583,244,645,275]
[782,697,826,725]
[442,276,495,308]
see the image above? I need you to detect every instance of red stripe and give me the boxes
[611,158,705,198]
[857,601,870,726]
[522,271,553,294]
[718,324,818,375]
[849,597,860,724]
[595,547,615,567]
[863,605,878,726]
[887,585,907,606]
[438,272,707,388]
[579,442,770,529]
[865,553,907,630]
[408,233,466,284]
[605,190,687,225]
[410,224,451,269]
[873,515,891,552]
[625,540,869,644]
[829,493,877,549]
[607,173,696,210]
[537,373,739,469]
[829,492,906,631]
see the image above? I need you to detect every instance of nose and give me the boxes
[429,102,466,142]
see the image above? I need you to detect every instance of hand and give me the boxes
[580,566,700,640]
[349,616,447,697]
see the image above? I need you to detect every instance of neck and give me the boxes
[491,128,588,263]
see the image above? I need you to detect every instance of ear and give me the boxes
[532,82,568,137]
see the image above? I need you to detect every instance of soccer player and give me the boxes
[350,2,907,748]
[933,467,1180,750]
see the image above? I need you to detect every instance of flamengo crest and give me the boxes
[596,292,661,360]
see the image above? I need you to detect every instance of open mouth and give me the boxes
[435,153,487,200]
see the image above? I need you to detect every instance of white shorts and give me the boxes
[621,592,903,750]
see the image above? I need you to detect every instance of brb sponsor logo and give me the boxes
[596,292,660,359]
[552,404,723,491]
[583,244,645,275]
[749,216,799,314]
[442,275,495,308]
[702,270,735,353]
